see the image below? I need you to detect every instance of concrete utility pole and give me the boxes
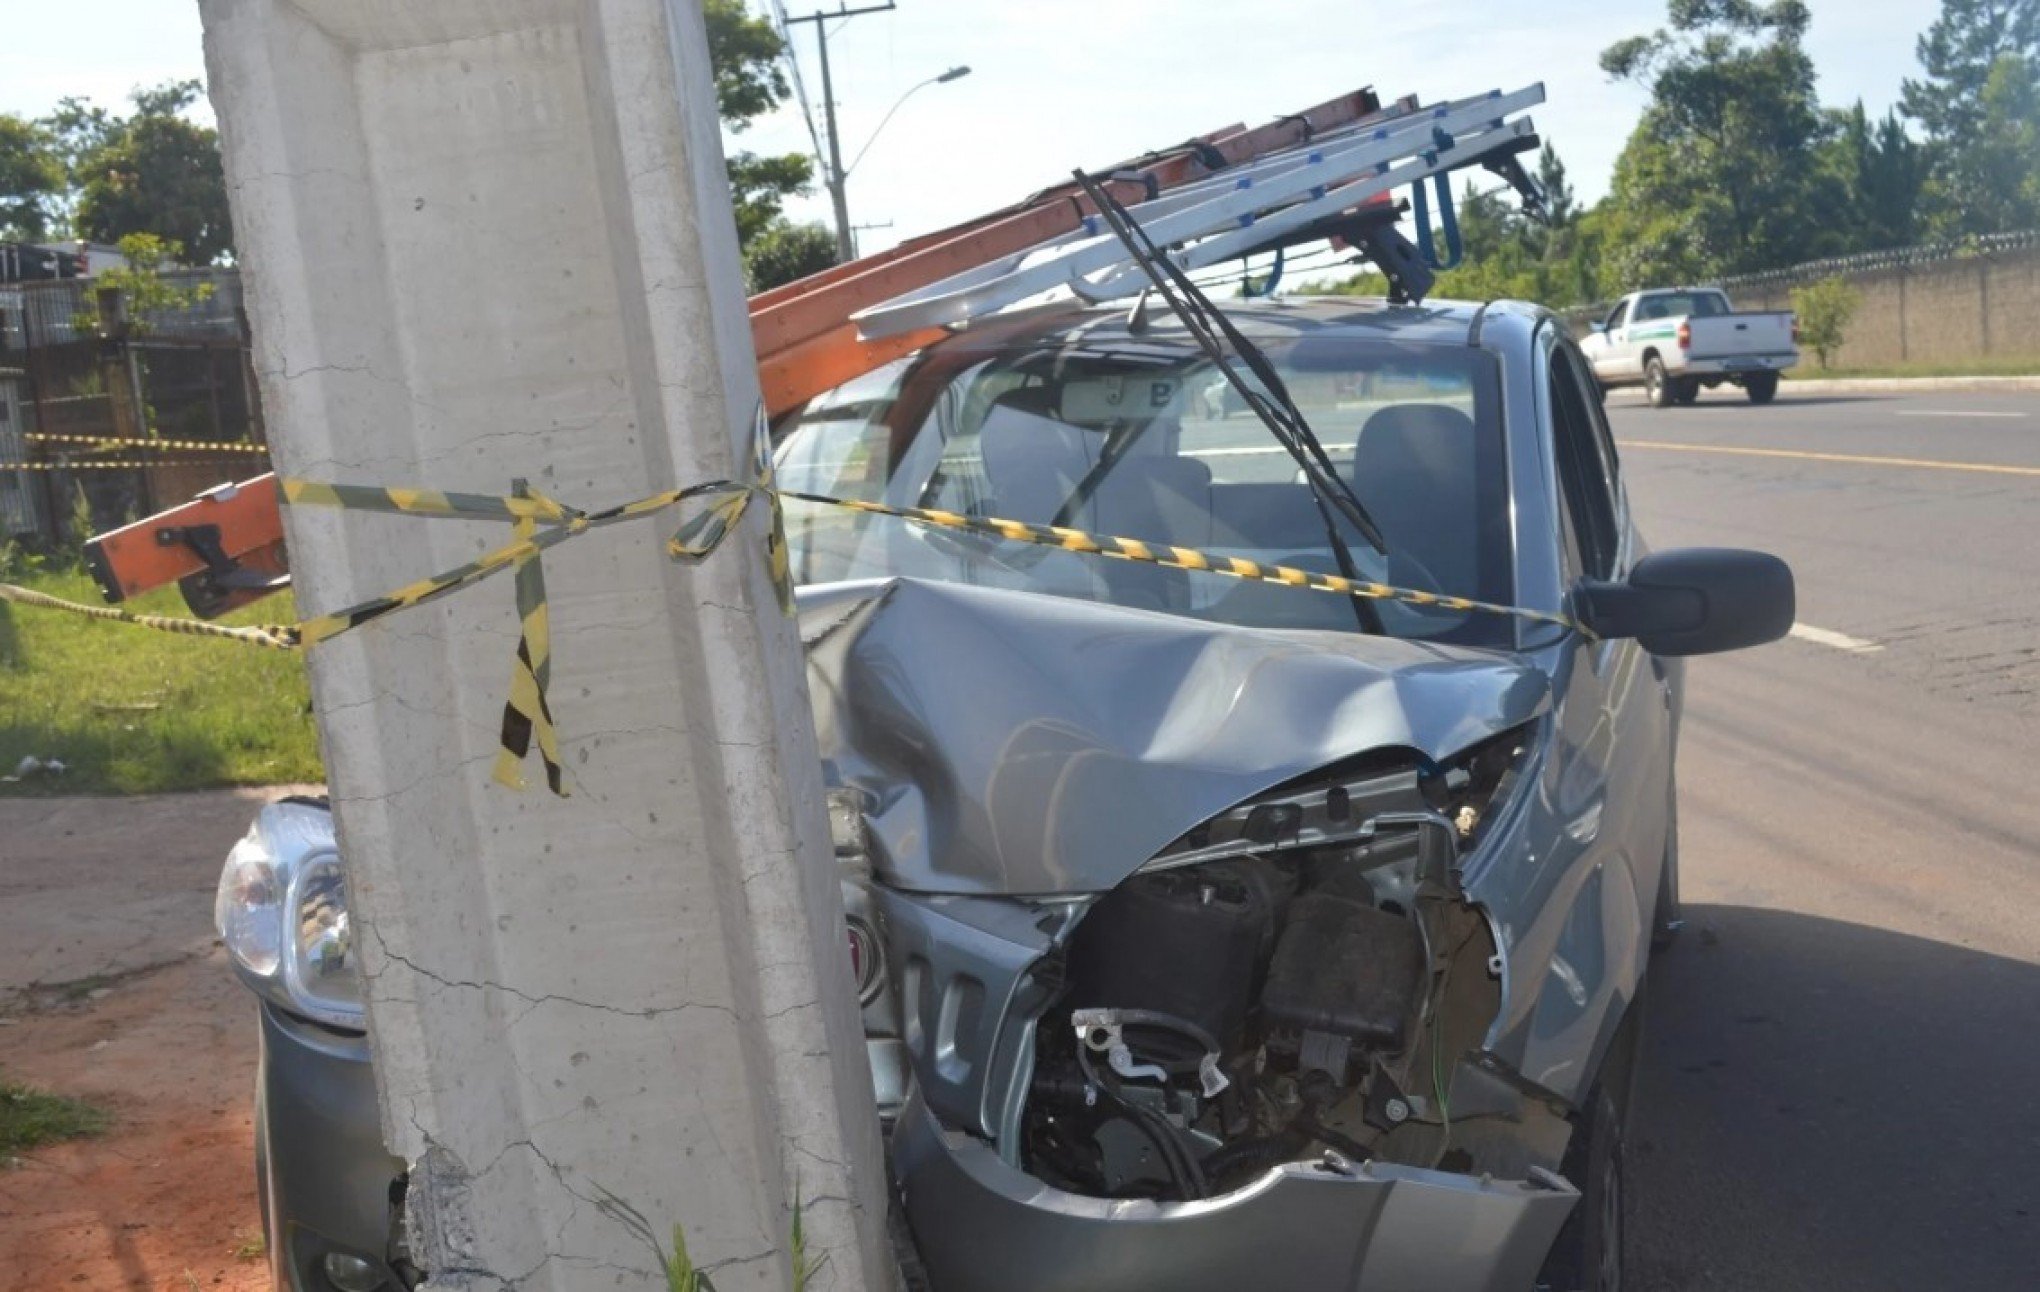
[784,2,896,262]
[199,1,891,1288]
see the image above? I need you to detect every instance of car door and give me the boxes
[1586,298,1633,381]
[1516,326,1675,1098]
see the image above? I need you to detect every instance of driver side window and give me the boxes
[1549,340,1621,580]
[1605,301,1629,332]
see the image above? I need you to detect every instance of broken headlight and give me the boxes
[828,786,890,1006]
[215,800,364,1030]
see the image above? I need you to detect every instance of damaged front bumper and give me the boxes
[891,1090,1576,1292]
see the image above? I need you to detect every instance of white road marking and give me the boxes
[1789,622,1883,654]
[1895,410,2029,419]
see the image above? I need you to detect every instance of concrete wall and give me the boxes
[1730,243,2040,370]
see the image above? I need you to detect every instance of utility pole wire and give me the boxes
[782,1,900,261]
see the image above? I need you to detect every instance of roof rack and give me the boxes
[83,79,1549,617]
[850,84,1547,339]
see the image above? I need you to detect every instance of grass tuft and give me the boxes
[1786,356,2040,381]
[1,1080,112,1157]
[0,564,322,794]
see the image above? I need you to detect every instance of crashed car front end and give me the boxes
[805,578,1583,1290]
[222,300,1682,1291]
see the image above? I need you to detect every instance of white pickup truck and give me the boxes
[1580,287,1797,408]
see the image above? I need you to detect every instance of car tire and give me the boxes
[1543,1080,1628,1292]
[1745,372,1779,404]
[1652,785,1681,949]
[1538,1004,1639,1292]
[1672,378,1700,406]
[1644,357,1673,409]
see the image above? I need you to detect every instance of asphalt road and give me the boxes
[1605,386,2040,1290]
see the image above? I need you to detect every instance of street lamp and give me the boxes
[820,65,971,259]
[845,66,973,178]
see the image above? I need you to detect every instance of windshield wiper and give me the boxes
[1071,169,1389,633]
[1072,169,1390,558]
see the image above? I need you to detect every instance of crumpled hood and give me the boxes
[802,579,1549,896]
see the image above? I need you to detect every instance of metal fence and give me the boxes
[1,270,265,545]
[1553,230,2040,349]
[1715,230,2040,293]
[10,269,248,347]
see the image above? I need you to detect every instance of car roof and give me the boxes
[935,295,1510,353]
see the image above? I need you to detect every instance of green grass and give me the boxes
[0,1080,111,1157]
[0,562,323,794]
[1787,356,2040,381]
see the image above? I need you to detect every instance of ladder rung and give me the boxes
[852,84,1545,339]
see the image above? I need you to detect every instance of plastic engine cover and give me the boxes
[1261,891,1422,1046]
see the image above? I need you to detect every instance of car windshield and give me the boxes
[1635,291,1730,320]
[774,331,1516,648]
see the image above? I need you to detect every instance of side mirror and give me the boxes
[1576,548,1794,657]
[1589,322,1607,334]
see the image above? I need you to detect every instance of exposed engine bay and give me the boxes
[1008,734,1550,1201]
[802,576,1612,1289]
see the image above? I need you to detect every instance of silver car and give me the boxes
[215,296,1793,1292]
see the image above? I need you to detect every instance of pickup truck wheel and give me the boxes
[1745,372,1779,404]
[1643,357,1673,409]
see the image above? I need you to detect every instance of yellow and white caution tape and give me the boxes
[3,409,1580,796]
[24,432,271,455]
[793,492,1577,631]
[0,459,245,471]
[0,581,298,650]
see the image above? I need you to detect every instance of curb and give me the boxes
[1608,374,2040,400]
[1778,375,2040,394]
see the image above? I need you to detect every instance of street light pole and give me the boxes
[784,2,898,263]
[844,66,971,180]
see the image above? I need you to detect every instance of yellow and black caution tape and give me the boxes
[2,408,1579,797]
[0,459,241,471]
[0,581,297,650]
[795,492,1577,630]
[25,431,271,455]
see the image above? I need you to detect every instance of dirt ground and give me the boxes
[1,788,317,1291]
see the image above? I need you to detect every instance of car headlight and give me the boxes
[828,786,890,1009]
[215,800,364,1030]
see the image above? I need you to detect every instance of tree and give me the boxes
[728,152,816,246]
[21,11,825,274]
[1829,103,1930,250]
[705,0,794,124]
[69,81,233,264]
[1967,54,2040,227]
[1901,0,2039,147]
[703,0,832,281]
[1790,275,1860,368]
[743,221,838,291]
[73,233,215,335]
[1902,0,2040,235]
[0,114,63,240]
[1599,1,1848,279]
[1536,143,1578,230]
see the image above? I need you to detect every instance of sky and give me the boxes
[2,0,1945,254]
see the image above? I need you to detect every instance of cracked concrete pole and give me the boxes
[199,1,893,1287]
